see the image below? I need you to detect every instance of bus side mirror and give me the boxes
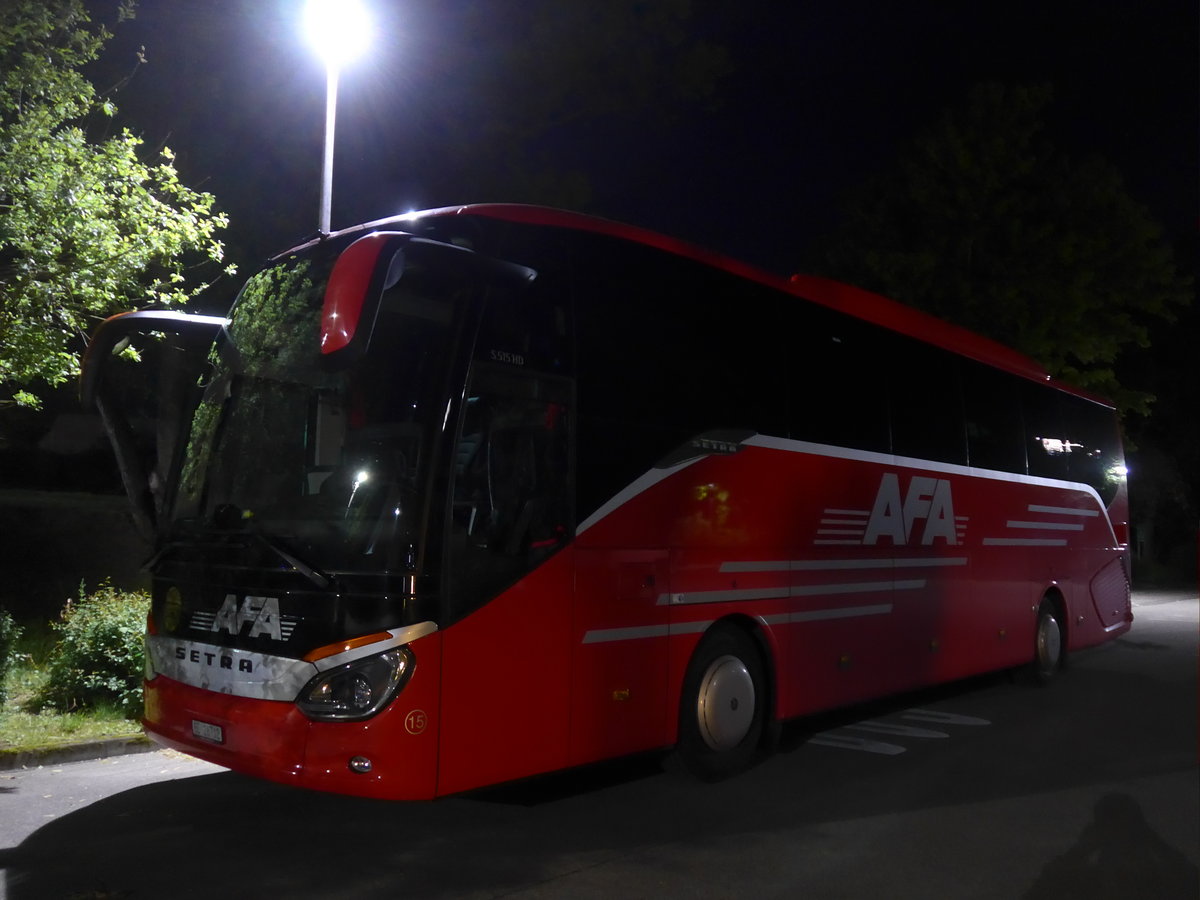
[319,232,538,365]
[320,232,409,361]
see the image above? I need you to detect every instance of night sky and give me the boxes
[95,0,1197,276]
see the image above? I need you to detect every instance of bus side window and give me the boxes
[791,311,890,453]
[1023,383,1068,480]
[1061,394,1124,503]
[962,361,1026,474]
[888,338,967,466]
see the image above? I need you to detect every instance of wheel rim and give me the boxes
[1036,611,1062,675]
[695,654,756,751]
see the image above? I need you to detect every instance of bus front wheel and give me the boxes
[676,624,766,780]
[1033,600,1064,684]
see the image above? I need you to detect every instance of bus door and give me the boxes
[570,548,671,765]
[436,363,575,795]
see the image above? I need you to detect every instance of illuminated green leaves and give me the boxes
[0,0,233,407]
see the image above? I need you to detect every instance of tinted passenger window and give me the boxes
[1061,394,1125,503]
[1022,383,1068,480]
[962,362,1026,473]
[570,237,793,518]
[888,338,967,465]
[656,258,790,439]
[789,309,890,453]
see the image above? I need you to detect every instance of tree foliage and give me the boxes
[0,608,21,709]
[0,0,232,408]
[814,83,1192,415]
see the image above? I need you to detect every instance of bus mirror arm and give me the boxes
[93,379,157,542]
[80,311,230,543]
[80,310,230,407]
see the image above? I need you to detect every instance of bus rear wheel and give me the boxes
[676,624,766,780]
[1033,600,1064,684]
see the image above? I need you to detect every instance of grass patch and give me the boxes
[0,618,142,753]
[0,707,142,753]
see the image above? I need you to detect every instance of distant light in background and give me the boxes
[303,0,373,235]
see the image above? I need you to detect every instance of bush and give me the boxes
[35,581,148,718]
[0,608,21,708]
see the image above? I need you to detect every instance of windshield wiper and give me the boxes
[211,503,333,589]
[143,525,331,590]
[250,529,332,589]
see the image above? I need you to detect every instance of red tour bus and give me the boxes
[83,204,1131,799]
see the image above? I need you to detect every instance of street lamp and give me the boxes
[303,0,372,235]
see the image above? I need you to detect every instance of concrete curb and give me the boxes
[0,733,156,771]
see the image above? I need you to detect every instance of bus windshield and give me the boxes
[172,245,462,574]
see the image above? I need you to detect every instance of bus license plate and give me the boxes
[191,719,224,744]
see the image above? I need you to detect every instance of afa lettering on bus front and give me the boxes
[203,594,298,642]
[816,473,968,547]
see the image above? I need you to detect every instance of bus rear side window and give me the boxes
[1023,383,1068,480]
[1061,394,1125,503]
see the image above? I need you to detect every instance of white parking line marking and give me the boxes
[902,709,991,727]
[845,721,949,739]
[809,708,992,756]
[808,734,907,755]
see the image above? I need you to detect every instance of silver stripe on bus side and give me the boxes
[658,578,926,606]
[759,604,893,627]
[581,619,712,644]
[720,557,968,573]
[1028,504,1100,517]
[582,602,894,645]
[1006,520,1085,532]
[981,538,1068,547]
[660,587,789,605]
[577,456,703,534]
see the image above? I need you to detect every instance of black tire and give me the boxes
[1033,600,1064,684]
[676,624,767,780]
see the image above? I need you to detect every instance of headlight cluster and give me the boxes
[297,647,414,721]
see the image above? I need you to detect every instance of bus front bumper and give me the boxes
[143,670,441,801]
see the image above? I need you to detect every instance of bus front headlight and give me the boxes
[297,647,414,721]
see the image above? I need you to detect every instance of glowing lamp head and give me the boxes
[304,0,372,68]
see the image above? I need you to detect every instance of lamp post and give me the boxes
[303,0,371,235]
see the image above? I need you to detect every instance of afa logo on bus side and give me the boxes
[864,473,958,546]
